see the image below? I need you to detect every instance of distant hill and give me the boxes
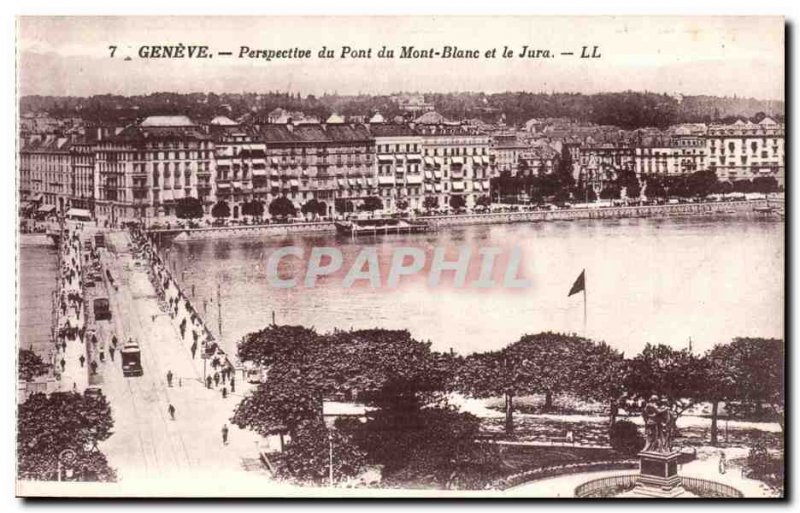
[19,91,784,130]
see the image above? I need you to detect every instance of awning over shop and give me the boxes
[434,157,443,166]
[424,157,434,166]
[424,171,434,180]
[407,154,422,162]
[377,155,394,162]
[216,183,230,189]
[32,194,43,202]
[289,179,300,188]
[270,180,281,188]
[378,176,395,185]
[37,204,56,213]
[348,178,358,187]
[232,181,243,189]
[406,175,423,185]
[424,184,434,193]
[66,208,92,220]
[434,171,443,179]
[252,169,267,177]
[395,167,405,173]
[337,179,347,188]
[451,181,465,191]
[434,184,443,192]
[473,182,483,191]
[451,157,464,165]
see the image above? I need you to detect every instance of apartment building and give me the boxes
[370,124,424,212]
[94,115,214,223]
[705,118,785,185]
[418,124,493,210]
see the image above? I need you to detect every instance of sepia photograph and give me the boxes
[14,15,785,498]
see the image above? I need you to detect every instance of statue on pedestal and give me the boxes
[642,395,677,453]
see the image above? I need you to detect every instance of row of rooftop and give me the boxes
[20,110,784,154]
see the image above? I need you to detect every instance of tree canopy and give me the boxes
[18,392,116,481]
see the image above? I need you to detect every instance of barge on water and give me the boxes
[335,218,430,236]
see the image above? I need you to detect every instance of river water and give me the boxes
[169,215,784,357]
[18,240,58,357]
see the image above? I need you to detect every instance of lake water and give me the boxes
[169,215,784,357]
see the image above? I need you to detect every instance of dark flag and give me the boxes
[568,270,585,297]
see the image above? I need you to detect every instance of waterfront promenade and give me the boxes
[147,199,775,242]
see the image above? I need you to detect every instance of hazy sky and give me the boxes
[18,16,784,100]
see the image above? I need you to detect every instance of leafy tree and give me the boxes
[241,200,265,218]
[685,170,718,198]
[573,341,628,427]
[19,349,49,382]
[301,199,321,220]
[269,197,297,219]
[237,324,321,369]
[278,418,366,485]
[708,338,783,431]
[616,170,641,199]
[456,332,601,434]
[211,200,230,219]
[396,199,409,212]
[360,196,383,215]
[752,177,779,194]
[18,392,116,481]
[625,343,707,419]
[423,196,439,212]
[475,195,491,208]
[449,195,466,211]
[348,405,491,489]
[175,197,204,220]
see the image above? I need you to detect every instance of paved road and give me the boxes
[94,231,266,485]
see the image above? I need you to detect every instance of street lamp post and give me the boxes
[328,430,334,488]
[57,448,76,482]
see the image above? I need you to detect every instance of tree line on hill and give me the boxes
[21,91,783,129]
[232,325,783,487]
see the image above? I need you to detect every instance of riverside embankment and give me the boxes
[147,199,776,242]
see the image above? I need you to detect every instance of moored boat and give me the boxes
[335,218,430,236]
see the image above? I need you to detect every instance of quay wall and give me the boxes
[148,199,772,242]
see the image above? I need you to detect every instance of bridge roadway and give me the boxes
[92,230,268,492]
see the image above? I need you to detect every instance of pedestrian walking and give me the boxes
[222,424,229,445]
[60,358,66,371]
[168,403,176,420]
[206,376,212,389]
[230,376,235,393]
[109,346,115,361]
[719,451,727,475]
[222,386,227,399]
[167,370,174,387]
[90,360,98,375]
[190,340,197,359]
[112,335,118,348]
[213,372,220,387]
[79,354,85,367]
[99,351,105,363]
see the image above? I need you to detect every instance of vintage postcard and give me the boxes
[15,16,784,498]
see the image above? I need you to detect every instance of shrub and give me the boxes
[609,420,644,456]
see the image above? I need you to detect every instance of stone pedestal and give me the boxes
[632,450,687,498]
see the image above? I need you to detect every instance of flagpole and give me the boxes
[583,286,587,337]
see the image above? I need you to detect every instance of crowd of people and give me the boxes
[53,224,93,391]
[130,227,237,396]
